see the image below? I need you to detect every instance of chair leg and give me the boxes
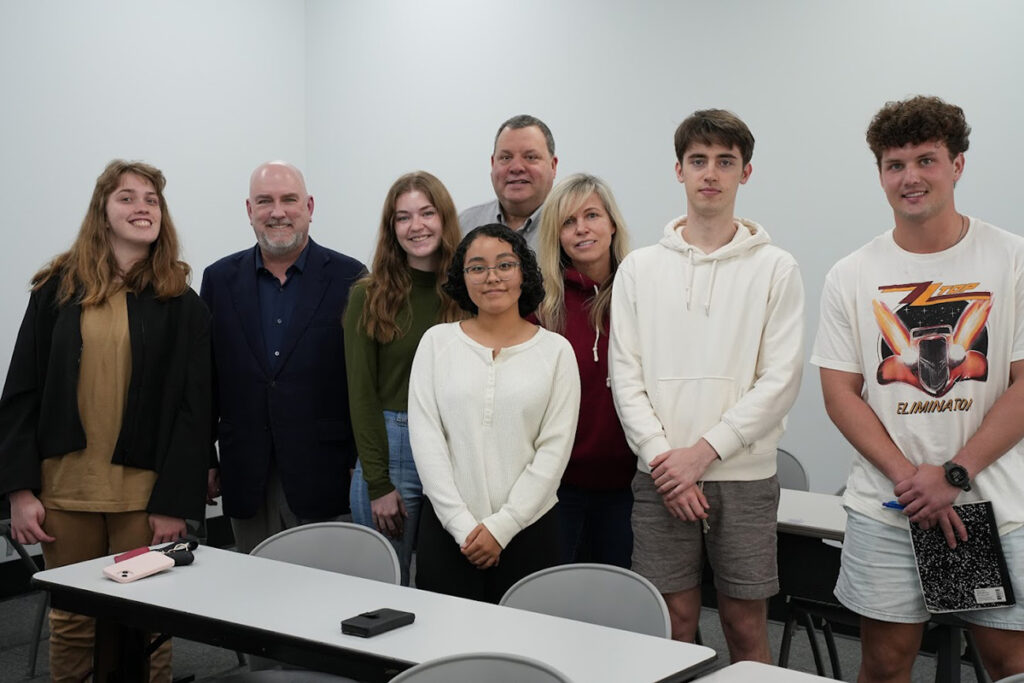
[932,623,962,683]
[800,612,827,677]
[778,613,797,667]
[962,630,990,683]
[3,524,48,677]
[28,590,48,677]
[821,620,843,680]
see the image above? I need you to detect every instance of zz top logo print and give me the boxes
[873,281,990,398]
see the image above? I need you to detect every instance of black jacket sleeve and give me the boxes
[0,290,46,498]
[145,292,213,521]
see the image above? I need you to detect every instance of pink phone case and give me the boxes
[103,551,175,583]
[114,546,150,563]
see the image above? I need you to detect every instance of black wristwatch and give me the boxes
[942,461,972,492]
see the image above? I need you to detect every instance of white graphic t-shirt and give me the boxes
[812,218,1024,533]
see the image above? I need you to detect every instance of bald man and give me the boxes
[201,161,366,552]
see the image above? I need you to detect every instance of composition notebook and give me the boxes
[909,500,1016,614]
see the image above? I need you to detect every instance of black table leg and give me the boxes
[94,616,150,683]
[932,623,962,683]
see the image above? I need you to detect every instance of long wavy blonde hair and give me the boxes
[536,174,630,333]
[358,171,463,342]
[33,160,190,305]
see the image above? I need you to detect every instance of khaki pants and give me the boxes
[41,509,172,683]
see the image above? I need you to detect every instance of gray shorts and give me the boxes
[631,472,780,599]
[836,509,1024,630]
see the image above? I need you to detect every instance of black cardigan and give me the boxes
[0,277,212,521]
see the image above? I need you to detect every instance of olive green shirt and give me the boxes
[343,268,442,499]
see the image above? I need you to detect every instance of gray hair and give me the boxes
[493,114,555,156]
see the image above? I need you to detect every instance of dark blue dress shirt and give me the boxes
[255,242,310,371]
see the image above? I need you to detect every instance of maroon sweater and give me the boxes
[551,269,636,490]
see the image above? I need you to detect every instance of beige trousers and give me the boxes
[41,509,172,683]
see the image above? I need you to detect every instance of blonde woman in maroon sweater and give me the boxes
[535,174,636,567]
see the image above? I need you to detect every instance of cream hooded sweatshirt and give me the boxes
[609,216,804,480]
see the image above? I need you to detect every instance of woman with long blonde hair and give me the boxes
[0,160,210,682]
[535,173,636,567]
[344,171,462,585]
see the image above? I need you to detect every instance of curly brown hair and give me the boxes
[443,225,545,318]
[866,96,970,166]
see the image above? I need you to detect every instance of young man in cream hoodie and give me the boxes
[610,109,804,662]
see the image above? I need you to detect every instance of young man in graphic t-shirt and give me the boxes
[812,95,1024,681]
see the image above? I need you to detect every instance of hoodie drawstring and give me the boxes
[685,251,717,316]
[591,284,612,387]
[704,260,717,315]
[685,252,695,311]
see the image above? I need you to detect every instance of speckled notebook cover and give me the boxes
[910,500,1016,614]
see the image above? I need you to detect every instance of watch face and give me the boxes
[945,463,969,488]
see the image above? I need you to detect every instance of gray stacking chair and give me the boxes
[500,562,671,638]
[390,652,572,683]
[775,447,843,676]
[217,522,400,679]
[250,521,401,583]
[776,447,809,491]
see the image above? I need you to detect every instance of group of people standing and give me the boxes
[1,95,1022,683]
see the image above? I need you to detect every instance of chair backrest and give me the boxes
[776,448,809,491]
[250,522,400,584]
[390,652,572,683]
[499,563,671,638]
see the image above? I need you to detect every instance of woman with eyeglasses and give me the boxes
[535,174,636,568]
[343,171,463,586]
[0,160,210,682]
[409,224,581,603]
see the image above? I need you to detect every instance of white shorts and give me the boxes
[835,508,1024,630]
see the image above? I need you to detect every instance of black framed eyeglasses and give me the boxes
[463,261,520,283]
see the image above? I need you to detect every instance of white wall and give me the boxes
[2,0,1022,494]
[0,0,306,359]
[303,0,1024,493]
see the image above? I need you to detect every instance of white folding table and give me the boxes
[34,546,717,682]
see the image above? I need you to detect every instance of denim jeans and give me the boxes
[350,410,422,586]
[556,482,634,568]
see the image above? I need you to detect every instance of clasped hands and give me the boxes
[893,463,967,549]
[650,440,719,522]
[462,523,502,569]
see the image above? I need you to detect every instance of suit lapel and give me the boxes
[274,240,332,375]
[230,247,272,376]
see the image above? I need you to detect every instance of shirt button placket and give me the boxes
[483,358,496,426]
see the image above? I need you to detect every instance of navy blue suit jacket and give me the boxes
[200,238,365,519]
